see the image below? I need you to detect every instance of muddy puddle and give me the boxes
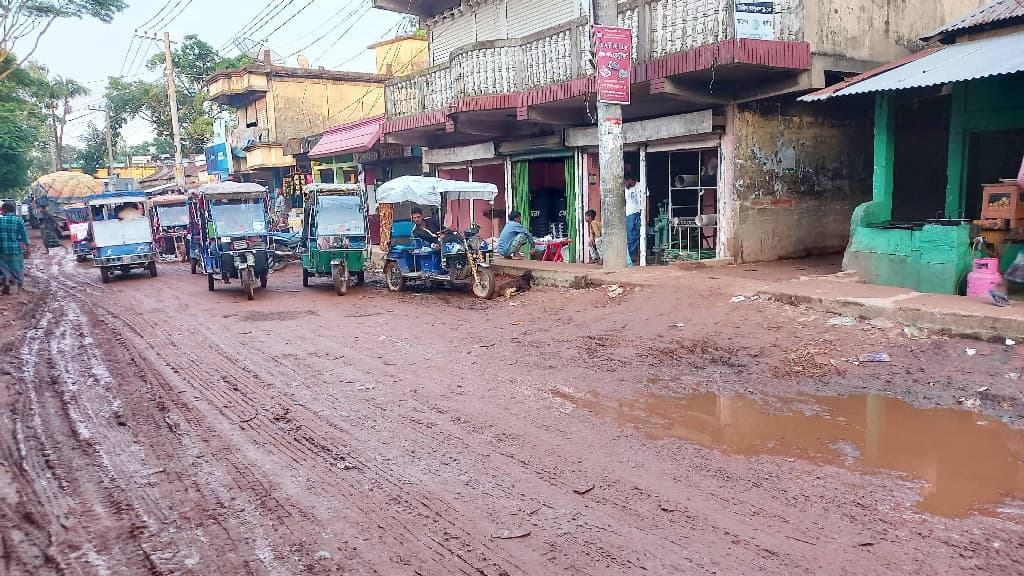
[552,389,1024,518]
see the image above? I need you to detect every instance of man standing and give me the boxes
[0,201,29,294]
[624,174,645,265]
[584,209,603,265]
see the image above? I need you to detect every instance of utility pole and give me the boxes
[162,31,185,190]
[104,104,114,179]
[594,0,627,270]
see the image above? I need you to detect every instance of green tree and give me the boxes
[106,35,251,155]
[74,121,107,176]
[43,75,90,170]
[0,56,50,195]
[0,0,128,81]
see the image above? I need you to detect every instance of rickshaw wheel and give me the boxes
[472,267,497,300]
[333,263,348,296]
[384,261,404,292]
[353,272,365,286]
[259,271,268,289]
[190,258,197,274]
[149,261,158,278]
[301,268,310,287]
[241,269,255,301]
[207,273,216,292]
[100,267,110,284]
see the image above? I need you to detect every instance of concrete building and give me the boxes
[204,51,389,192]
[374,0,989,264]
[802,0,1024,294]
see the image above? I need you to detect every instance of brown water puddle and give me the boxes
[552,389,1024,518]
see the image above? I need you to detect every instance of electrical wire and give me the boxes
[148,0,197,32]
[333,16,404,70]
[221,0,291,52]
[217,0,283,52]
[257,0,326,43]
[134,0,179,33]
[286,1,367,58]
[273,1,360,50]
[143,0,188,32]
[313,5,373,63]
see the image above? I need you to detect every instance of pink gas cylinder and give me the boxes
[967,258,1002,298]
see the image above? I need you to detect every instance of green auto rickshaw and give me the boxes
[300,183,369,295]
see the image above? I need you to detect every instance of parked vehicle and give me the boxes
[63,202,92,262]
[269,230,302,271]
[378,176,497,299]
[189,182,272,301]
[148,194,190,260]
[86,192,158,283]
[300,183,369,295]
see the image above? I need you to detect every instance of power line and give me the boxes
[245,0,302,41]
[313,5,373,63]
[287,1,367,59]
[148,0,197,32]
[135,0,179,32]
[219,0,288,52]
[143,0,188,32]
[274,2,359,50]
[258,0,326,43]
[333,16,404,70]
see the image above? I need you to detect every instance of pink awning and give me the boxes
[309,114,385,158]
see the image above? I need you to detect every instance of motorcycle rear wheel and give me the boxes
[333,263,348,296]
[384,261,404,292]
[241,268,255,301]
[472,267,496,300]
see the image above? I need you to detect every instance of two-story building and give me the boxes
[375,0,988,264]
[204,51,389,194]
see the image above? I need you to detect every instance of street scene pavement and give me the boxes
[2,239,1022,576]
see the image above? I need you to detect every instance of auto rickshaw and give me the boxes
[148,194,190,260]
[63,202,91,262]
[189,182,272,301]
[300,183,368,295]
[86,191,158,283]
[378,176,497,299]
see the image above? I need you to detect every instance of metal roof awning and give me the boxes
[309,115,384,159]
[801,32,1024,102]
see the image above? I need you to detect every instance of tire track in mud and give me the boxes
[73,269,780,575]
[3,254,270,575]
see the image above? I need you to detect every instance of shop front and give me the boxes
[803,32,1024,294]
[566,110,723,266]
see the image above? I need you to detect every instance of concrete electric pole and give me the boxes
[593,0,627,270]
[162,31,185,190]
[104,104,114,179]
[134,32,185,190]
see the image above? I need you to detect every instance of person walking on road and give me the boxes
[625,174,645,266]
[0,201,29,294]
[38,205,64,254]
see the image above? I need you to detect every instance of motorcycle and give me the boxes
[269,230,302,271]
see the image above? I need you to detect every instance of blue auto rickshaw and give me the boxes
[378,176,497,299]
[189,182,272,301]
[87,191,158,283]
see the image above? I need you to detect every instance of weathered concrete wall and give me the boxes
[270,79,385,143]
[727,99,872,263]
[803,0,990,63]
[374,37,430,76]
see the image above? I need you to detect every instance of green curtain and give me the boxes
[564,155,577,263]
[513,161,531,257]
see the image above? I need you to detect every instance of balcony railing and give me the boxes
[229,127,273,150]
[385,0,803,120]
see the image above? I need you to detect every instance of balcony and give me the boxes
[229,127,273,150]
[385,0,805,120]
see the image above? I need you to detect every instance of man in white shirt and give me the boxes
[624,174,645,265]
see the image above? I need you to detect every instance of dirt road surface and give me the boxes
[2,245,1022,575]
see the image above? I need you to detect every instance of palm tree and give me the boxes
[45,76,90,171]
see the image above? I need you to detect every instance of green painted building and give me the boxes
[802,3,1024,295]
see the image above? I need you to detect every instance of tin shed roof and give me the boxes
[923,0,1024,41]
[801,32,1024,102]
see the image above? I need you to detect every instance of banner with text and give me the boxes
[735,1,775,40]
[593,25,632,105]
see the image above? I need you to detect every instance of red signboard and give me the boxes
[593,25,632,105]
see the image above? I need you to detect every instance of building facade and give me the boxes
[374,0,988,264]
[802,0,1024,294]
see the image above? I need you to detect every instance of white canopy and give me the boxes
[305,183,361,193]
[196,182,267,195]
[375,176,498,206]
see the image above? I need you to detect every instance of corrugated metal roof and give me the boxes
[800,32,1024,102]
[923,0,1024,41]
[309,115,385,159]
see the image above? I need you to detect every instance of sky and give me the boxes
[31,0,406,148]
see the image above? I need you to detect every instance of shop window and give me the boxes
[891,94,951,222]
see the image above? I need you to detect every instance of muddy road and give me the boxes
[2,247,1023,575]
